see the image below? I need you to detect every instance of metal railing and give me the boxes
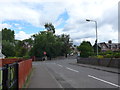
[0,62,18,90]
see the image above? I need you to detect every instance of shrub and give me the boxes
[23,55,30,59]
[97,55,104,59]
[113,53,120,58]
[104,54,112,58]
[7,57,18,59]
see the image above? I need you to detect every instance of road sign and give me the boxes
[44,51,46,55]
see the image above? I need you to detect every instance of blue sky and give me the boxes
[3,20,44,34]
[2,9,69,35]
[0,0,119,45]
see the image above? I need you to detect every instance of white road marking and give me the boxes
[88,75,120,88]
[57,64,63,67]
[66,67,79,73]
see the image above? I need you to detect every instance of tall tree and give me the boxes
[2,40,15,57]
[44,23,55,33]
[31,32,72,59]
[1,28,15,57]
[60,34,73,57]
[2,28,15,42]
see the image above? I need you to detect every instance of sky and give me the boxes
[0,0,119,45]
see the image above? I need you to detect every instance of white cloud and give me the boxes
[98,24,118,42]
[0,0,119,44]
[0,23,12,30]
[15,31,33,40]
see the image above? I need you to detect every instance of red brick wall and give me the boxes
[0,58,20,67]
[18,59,32,88]
[0,58,32,88]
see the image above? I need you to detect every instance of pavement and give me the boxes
[28,62,62,88]
[28,58,119,88]
[70,62,120,74]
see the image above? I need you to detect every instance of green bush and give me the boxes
[104,54,112,58]
[97,55,104,59]
[98,51,120,58]
[77,41,94,58]
[23,55,31,59]
[113,53,120,58]
[7,57,19,59]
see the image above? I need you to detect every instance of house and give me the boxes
[98,40,120,52]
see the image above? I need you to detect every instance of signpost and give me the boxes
[43,51,47,61]
[44,51,46,55]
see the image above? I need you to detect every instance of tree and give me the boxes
[31,32,56,58]
[60,34,73,57]
[44,23,55,33]
[2,28,15,42]
[2,40,15,57]
[31,31,72,59]
[77,41,94,57]
[14,40,29,57]
[1,28,15,57]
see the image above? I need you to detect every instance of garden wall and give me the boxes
[0,58,19,67]
[77,57,120,68]
[0,58,32,88]
[18,59,32,88]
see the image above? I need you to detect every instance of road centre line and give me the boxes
[66,67,79,73]
[88,75,120,88]
[57,64,63,67]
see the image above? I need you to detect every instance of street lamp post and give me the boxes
[86,19,98,56]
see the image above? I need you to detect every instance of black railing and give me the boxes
[0,62,18,90]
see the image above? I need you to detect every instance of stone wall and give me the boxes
[77,57,120,68]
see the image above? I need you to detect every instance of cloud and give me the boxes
[0,23,12,30]
[0,0,119,44]
[15,31,33,40]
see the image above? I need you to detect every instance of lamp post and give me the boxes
[86,19,98,56]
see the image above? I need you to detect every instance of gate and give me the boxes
[1,62,18,90]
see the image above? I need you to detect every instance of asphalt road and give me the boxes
[31,58,119,88]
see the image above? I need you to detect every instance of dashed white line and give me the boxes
[57,64,63,67]
[66,67,79,73]
[88,75,120,88]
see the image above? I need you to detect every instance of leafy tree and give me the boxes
[60,34,72,57]
[77,41,94,57]
[1,28,15,57]
[2,28,15,42]
[44,23,55,33]
[14,40,29,57]
[2,40,15,57]
[31,31,72,59]
[31,32,56,58]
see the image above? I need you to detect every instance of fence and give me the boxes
[19,59,32,88]
[0,59,32,89]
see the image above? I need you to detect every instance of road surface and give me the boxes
[29,57,119,88]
